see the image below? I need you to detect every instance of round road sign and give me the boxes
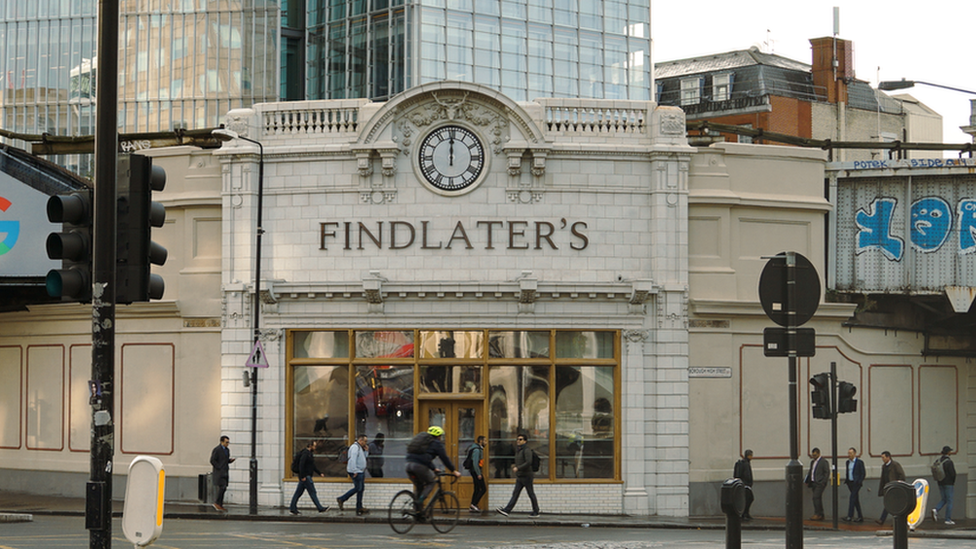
[758,252,821,327]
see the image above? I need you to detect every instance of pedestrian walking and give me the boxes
[467,436,487,512]
[931,445,956,525]
[843,447,865,522]
[496,433,540,518]
[289,442,330,515]
[337,434,370,515]
[209,436,235,512]
[805,447,829,521]
[733,449,754,520]
[876,450,905,524]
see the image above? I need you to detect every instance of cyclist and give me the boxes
[405,426,462,512]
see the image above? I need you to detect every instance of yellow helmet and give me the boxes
[427,426,444,437]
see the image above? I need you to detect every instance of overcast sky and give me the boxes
[651,0,976,148]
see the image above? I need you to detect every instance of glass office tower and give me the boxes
[305,0,650,102]
[0,0,649,170]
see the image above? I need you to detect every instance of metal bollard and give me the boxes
[883,481,916,549]
[721,478,746,549]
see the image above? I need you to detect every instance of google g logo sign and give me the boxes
[0,196,20,255]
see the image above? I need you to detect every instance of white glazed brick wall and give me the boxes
[217,89,692,515]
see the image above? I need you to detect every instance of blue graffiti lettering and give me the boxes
[855,197,903,260]
[852,160,890,170]
[959,199,976,254]
[910,197,952,252]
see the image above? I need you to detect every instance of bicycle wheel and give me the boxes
[388,490,417,534]
[430,490,459,533]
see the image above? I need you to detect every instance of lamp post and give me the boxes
[878,79,976,95]
[212,127,264,516]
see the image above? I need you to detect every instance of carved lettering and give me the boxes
[445,221,474,249]
[320,222,339,250]
[535,221,557,250]
[477,220,503,249]
[390,221,415,249]
[570,221,589,250]
[509,221,529,250]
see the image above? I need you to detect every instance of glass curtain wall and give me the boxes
[307,0,649,102]
[0,0,97,175]
[118,0,280,133]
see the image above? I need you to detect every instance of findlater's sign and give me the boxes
[320,219,590,251]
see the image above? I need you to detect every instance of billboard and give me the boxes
[0,170,60,276]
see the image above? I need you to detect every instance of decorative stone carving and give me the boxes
[661,111,684,135]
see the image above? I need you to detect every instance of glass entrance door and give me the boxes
[419,400,483,507]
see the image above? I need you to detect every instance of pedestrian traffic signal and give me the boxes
[45,189,94,302]
[837,381,857,413]
[809,373,832,419]
[116,154,167,303]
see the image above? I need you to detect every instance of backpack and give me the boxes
[932,457,947,482]
[530,449,541,473]
[290,451,302,474]
[407,432,434,455]
[338,446,350,464]
[462,445,475,470]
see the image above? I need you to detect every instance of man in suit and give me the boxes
[876,450,906,524]
[733,449,755,521]
[209,435,235,511]
[805,447,829,520]
[843,447,866,522]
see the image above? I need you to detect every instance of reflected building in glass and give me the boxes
[0,0,648,173]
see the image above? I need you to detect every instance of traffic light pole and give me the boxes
[785,253,803,549]
[89,0,119,547]
[831,361,839,531]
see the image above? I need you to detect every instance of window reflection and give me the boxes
[554,331,613,358]
[488,331,549,358]
[292,365,349,477]
[293,331,349,358]
[355,330,414,358]
[353,365,413,479]
[488,365,550,478]
[554,366,614,479]
[419,365,482,393]
[419,330,484,358]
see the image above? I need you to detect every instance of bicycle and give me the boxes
[388,471,459,534]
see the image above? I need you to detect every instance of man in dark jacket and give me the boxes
[876,450,906,524]
[496,433,540,518]
[289,442,330,515]
[843,447,866,522]
[931,445,957,525]
[209,436,235,511]
[404,426,461,513]
[805,447,829,521]
[733,449,754,520]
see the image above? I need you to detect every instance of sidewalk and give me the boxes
[1,491,973,540]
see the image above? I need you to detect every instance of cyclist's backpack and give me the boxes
[290,451,302,474]
[462,445,475,470]
[407,432,434,455]
[932,457,947,482]
[530,449,541,473]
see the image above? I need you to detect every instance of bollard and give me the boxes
[721,478,746,549]
[883,481,916,549]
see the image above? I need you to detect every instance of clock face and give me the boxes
[418,125,485,192]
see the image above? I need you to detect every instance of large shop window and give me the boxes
[287,329,619,482]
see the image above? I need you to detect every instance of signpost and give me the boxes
[759,252,820,549]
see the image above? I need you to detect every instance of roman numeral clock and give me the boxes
[417,124,487,195]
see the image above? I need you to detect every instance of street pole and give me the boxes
[88,0,119,547]
[831,361,838,530]
[249,139,264,516]
[213,128,263,515]
[785,252,803,549]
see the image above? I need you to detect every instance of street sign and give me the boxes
[245,340,269,368]
[758,252,821,327]
[763,327,816,357]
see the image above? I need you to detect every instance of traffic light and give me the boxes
[809,373,832,419]
[837,381,858,413]
[116,154,167,303]
[45,189,94,302]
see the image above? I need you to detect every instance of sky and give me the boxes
[651,0,976,148]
